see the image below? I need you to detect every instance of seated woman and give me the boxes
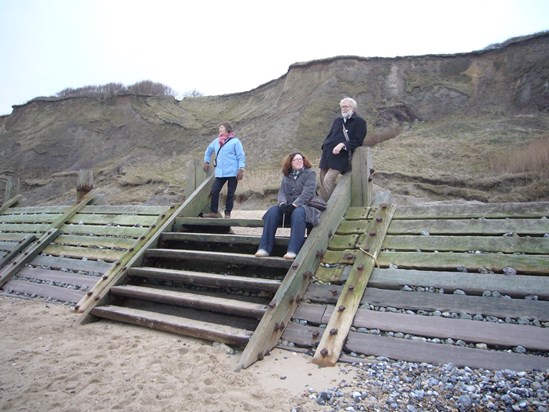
[255,152,321,260]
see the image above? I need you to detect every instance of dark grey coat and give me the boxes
[276,167,321,226]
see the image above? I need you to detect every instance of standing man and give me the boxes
[319,97,367,201]
[202,121,246,218]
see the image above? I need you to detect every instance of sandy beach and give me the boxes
[0,296,352,412]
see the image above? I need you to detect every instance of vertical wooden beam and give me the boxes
[185,158,208,199]
[312,203,395,367]
[4,176,20,203]
[350,147,373,208]
[76,169,93,203]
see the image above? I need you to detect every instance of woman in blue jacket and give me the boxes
[255,152,321,260]
[202,121,246,218]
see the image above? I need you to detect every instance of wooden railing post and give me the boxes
[184,158,209,199]
[350,147,373,207]
[4,176,20,203]
[76,169,93,203]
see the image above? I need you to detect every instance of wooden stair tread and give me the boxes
[127,267,281,292]
[91,305,252,347]
[144,249,293,268]
[110,285,268,319]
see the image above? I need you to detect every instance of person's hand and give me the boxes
[237,168,244,181]
[282,204,295,215]
[202,162,210,172]
[332,143,346,155]
[279,203,288,213]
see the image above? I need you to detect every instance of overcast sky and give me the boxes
[1,0,548,115]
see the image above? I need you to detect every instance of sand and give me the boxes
[0,296,353,412]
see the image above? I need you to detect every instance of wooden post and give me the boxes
[76,169,93,203]
[4,176,20,202]
[185,159,208,199]
[350,147,373,208]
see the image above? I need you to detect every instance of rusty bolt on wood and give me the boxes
[268,301,276,309]
[258,353,264,361]
[348,284,355,291]
[289,297,294,304]
[102,275,108,280]
[279,322,285,331]
[338,305,346,312]
[87,291,93,296]
[330,328,338,335]
[330,289,338,296]
[73,305,79,311]
[312,330,319,338]
[291,263,299,269]
[369,232,377,237]
[376,217,383,223]
[358,264,364,271]
[368,176,373,182]
[363,246,370,252]
[274,322,280,332]
[320,348,329,357]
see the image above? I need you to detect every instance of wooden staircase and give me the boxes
[89,218,293,347]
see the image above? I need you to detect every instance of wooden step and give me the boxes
[110,285,268,319]
[91,305,252,347]
[127,267,281,292]
[144,249,293,269]
[173,217,263,230]
[160,232,288,247]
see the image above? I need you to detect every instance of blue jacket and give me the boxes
[204,137,246,178]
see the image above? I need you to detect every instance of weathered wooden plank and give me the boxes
[369,268,549,299]
[335,220,369,235]
[128,267,281,292]
[378,251,549,275]
[17,266,99,288]
[0,223,51,233]
[388,218,549,235]
[312,204,395,367]
[90,305,252,347]
[329,234,360,250]
[30,255,112,274]
[4,206,68,214]
[350,147,372,207]
[42,244,125,262]
[110,285,268,319]
[159,232,286,247]
[3,279,85,303]
[344,331,549,371]
[60,224,147,238]
[144,249,293,269]
[393,202,549,220]
[236,173,353,370]
[66,213,159,226]
[362,288,549,321]
[0,235,36,269]
[351,308,549,351]
[53,234,136,249]
[81,205,168,215]
[380,234,549,254]
[0,229,60,288]
[0,213,58,224]
[0,233,39,242]
[173,217,263,230]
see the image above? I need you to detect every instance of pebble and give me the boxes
[295,360,549,411]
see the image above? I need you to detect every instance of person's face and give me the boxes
[219,125,227,134]
[291,154,304,169]
[340,101,353,117]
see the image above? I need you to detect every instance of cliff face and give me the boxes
[1,33,548,206]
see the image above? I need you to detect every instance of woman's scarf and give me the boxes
[218,132,235,146]
[291,168,302,180]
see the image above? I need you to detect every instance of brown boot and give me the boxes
[203,212,221,218]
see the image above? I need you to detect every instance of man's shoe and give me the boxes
[224,212,231,219]
[203,212,221,218]
[255,249,269,257]
[283,252,297,260]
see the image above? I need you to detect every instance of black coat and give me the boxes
[319,112,367,173]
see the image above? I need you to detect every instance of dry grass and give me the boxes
[488,136,549,177]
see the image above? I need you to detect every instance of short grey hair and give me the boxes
[340,97,357,111]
